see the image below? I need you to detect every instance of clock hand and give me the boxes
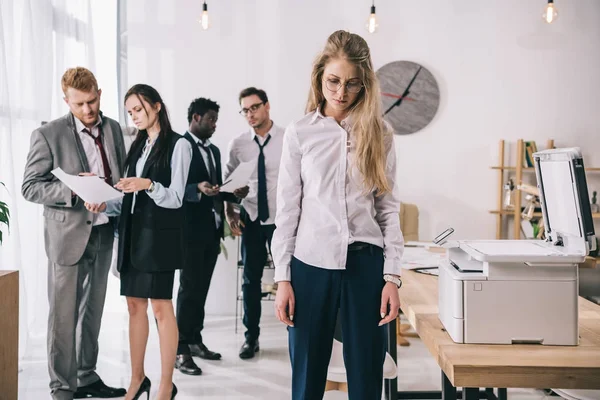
[381,92,415,101]
[383,66,422,116]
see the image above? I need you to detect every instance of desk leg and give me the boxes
[385,319,398,400]
[464,388,480,400]
[442,371,457,400]
[497,388,507,400]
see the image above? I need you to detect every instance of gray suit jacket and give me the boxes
[22,112,127,266]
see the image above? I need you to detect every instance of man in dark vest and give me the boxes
[175,98,243,375]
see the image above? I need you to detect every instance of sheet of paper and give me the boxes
[51,168,123,204]
[220,161,256,192]
[401,247,445,270]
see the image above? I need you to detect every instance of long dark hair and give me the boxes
[124,84,174,167]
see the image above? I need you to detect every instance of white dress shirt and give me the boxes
[75,116,109,226]
[105,136,192,215]
[271,110,404,282]
[223,122,284,225]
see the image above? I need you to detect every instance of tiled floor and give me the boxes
[18,303,560,399]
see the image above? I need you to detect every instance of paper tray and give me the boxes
[458,240,587,263]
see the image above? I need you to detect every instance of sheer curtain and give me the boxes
[0,0,99,360]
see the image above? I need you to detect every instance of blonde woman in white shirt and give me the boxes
[272,30,405,400]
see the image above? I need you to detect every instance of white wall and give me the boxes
[126,0,600,315]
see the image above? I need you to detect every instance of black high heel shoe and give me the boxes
[130,376,151,400]
[171,383,178,399]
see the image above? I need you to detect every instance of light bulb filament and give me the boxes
[201,10,209,29]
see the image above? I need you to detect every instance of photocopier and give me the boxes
[438,148,597,346]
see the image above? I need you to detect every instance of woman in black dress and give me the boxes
[86,84,192,400]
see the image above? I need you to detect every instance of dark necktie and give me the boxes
[198,142,217,184]
[254,135,271,222]
[198,142,223,215]
[83,127,112,186]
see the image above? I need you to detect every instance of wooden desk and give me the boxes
[388,270,600,400]
[0,270,19,400]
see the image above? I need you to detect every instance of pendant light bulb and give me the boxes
[200,1,210,30]
[542,0,558,24]
[366,3,378,34]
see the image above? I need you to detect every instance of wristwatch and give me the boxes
[147,181,155,193]
[383,274,402,288]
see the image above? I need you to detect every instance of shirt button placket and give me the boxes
[339,127,349,269]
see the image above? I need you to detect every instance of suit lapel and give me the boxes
[211,144,222,185]
[68,113,90,172]
[140,137,159,178]
[100,118,121,184]
[185,132,210,180]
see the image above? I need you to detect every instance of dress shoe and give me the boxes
[73,378,127,398]
[175,354,202,375]
[190,343,222,360]
[171,383,178,399]
[239,340,259,359]
[129,376,151,400]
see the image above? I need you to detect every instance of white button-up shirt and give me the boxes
[75,116,109,226]
[223,122,284,225]
[271,110,404,282]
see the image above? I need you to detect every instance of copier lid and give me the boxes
[534,147,595,250]
[458,147,595,263]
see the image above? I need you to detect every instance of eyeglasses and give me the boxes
[239,102,264,116]
[324,78,364,94]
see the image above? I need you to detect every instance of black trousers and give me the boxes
[288,244,386,400]
[176,226,220,355]
[241,215,276,343]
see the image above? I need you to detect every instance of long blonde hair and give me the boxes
[306,30,391,196]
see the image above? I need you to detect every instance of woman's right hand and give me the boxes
[85,202,106,213]
[275,281,295,327]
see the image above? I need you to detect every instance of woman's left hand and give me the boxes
[379,281,401,326]
[115,177,152,193]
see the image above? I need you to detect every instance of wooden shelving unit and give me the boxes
[490,139,600,240]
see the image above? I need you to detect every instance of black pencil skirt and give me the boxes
[120,262,175,300]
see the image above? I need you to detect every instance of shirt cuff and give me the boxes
[184,183,202,202]
[383,258,402,277]
[104,198,121,217]
[274,265,291,282]
[146,181,165,201]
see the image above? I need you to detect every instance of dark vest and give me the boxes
[117,132,185,273]
[182,132,225,240]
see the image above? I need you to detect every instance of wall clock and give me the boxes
[376,60,440,135]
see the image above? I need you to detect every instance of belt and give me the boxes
[348,241,371,251]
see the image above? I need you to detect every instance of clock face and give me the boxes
[376,60,440,135]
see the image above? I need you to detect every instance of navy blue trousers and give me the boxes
[241,216,276,343]
[288,244,387,400]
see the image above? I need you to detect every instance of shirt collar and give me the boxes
[309,108,324,125]
[188,131,211,147]
[309,107,352,127]
[249,120,276,141]
[74,114,102,133]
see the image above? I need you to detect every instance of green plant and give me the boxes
[0,182,10,245]
[219,220,234,259]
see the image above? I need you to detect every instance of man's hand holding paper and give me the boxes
[220,161,256,193]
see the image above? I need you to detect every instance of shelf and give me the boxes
[491,166,535,171]
[490,210,600,219]
[491,166,600,172]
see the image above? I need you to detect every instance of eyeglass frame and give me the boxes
[323,78,364,94]
[239,102,265,116]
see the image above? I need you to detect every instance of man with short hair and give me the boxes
[22,67,127,400]
[175,98,241,375]
[224,87,284,359]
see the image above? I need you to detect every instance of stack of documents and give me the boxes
[401,247,445,276]
[51,168,123,204]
